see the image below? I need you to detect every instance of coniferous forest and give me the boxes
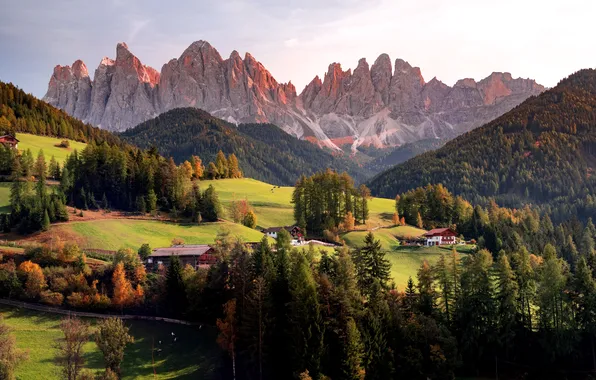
[120,107,367,185]
[368,69,596,223]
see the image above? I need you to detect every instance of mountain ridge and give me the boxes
[367,69,596,222]
[44,40,544,150]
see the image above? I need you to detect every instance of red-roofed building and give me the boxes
[0,135,19,149]
[424,228,457,246]
[146,244,215,270]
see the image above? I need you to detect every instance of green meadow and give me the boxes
[0,304,221,379]
[17,133,87,164]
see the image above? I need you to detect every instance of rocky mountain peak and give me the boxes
[71,60,89,78]
[44,40,545,149]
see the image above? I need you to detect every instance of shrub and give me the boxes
[67,292,90,308]
[40,290,64,306]
[57,140,70,148]
[50,276,69,293]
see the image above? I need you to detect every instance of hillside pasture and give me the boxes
[23,219,267,251]
[17,133,87,164]
[197,178,397,229]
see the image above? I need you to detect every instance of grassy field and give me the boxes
[42,219,267,250]
[0,182,10,213]
[0,305,221,379]
[341,225,426,251]
[198,178,396,229]
[17,133,87,164]
[388,245,474,290]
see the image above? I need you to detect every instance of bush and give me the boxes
[40,290,64,306]
[57,140,70,148]
[67,292,90,308]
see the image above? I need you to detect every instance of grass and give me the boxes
[341,225,427,251]
[0,182,10,213]
[198,178,396,229]
[17,133,87,164]
[48,219,267,250]
[0,304,221,379]
[388,245,474,290]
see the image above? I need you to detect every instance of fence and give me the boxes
[0,298,195,325]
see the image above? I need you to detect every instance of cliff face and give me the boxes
[44,41,544,150]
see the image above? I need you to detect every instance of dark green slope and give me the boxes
[120,108,366,185]
[368,69,596,221]
[0,81,123,146]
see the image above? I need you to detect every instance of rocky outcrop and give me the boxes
[44,41,545,149]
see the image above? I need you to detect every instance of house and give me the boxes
[0,135,19,149]
[146,244,215,270]
[424,228,457,246]
[262,226,304,245]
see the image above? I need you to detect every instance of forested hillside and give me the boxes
[0,81,122,146]
[120,108,367,185]
[368,69,596,222]
[364,138,447,173]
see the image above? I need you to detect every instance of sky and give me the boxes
[2,0,596,98]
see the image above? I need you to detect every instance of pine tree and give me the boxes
[42,210,50,231]
[354,232,391,297]
[217,299,238,380]
[512,247,536,330]
[166,256,187,316]
[434,253,453,322]
[289,254,323,377]
[417,260,436,316]
[416,212,424,229]
[342,317,366,380]
[495,252,519,358]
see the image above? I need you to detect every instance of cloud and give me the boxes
[284,38,299,48]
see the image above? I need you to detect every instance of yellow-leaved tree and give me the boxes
[112,262,133,310]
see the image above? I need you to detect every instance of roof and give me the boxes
[262,226,299,233]
[424,228,457,237]
[0,135,19,142]
[150,245,212,257]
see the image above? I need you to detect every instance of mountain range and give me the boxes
[368,69,596,222]
[43,41,544,151]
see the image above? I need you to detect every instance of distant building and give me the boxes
[146,244,216,270]
[424,228,457,246]
[0,135,19,149]
[262,226,304,245]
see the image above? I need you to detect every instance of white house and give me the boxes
[424,228,457,246]
[262,226,304,246]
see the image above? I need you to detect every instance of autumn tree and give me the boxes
[94,318,134,377]
[343,211,355,231]
[215,150,229,179]
[191,155,204,179]
[227,153,242,178]
[392,212,400,226]
[217,299,238,380]
[112,262,134,309]
[55,317,90,380]
[18,261,45,299]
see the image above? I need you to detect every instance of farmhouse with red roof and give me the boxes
[424,228,457,246]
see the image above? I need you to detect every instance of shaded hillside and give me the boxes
[364,138,447,173]
[120,108,367,185]
[368,69,596,222]
[0,81,122,146]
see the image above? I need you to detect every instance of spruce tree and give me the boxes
[354,232,391,297]
[495,252,519,358]
[165,256,187,316]
[41,210,50,231]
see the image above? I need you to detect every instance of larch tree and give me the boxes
[112,262,133,310]
[215,150,229,179]
[191,155,204,179]
[55,317,90,380]
[217,298,238,380]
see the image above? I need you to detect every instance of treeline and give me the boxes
[368,69,596,223]
[396,184,596,259]
[4,149,69,233]
[120,107,367,186]
[0,81,123,145]
[2,143,225,234]
[292,170,371,235]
